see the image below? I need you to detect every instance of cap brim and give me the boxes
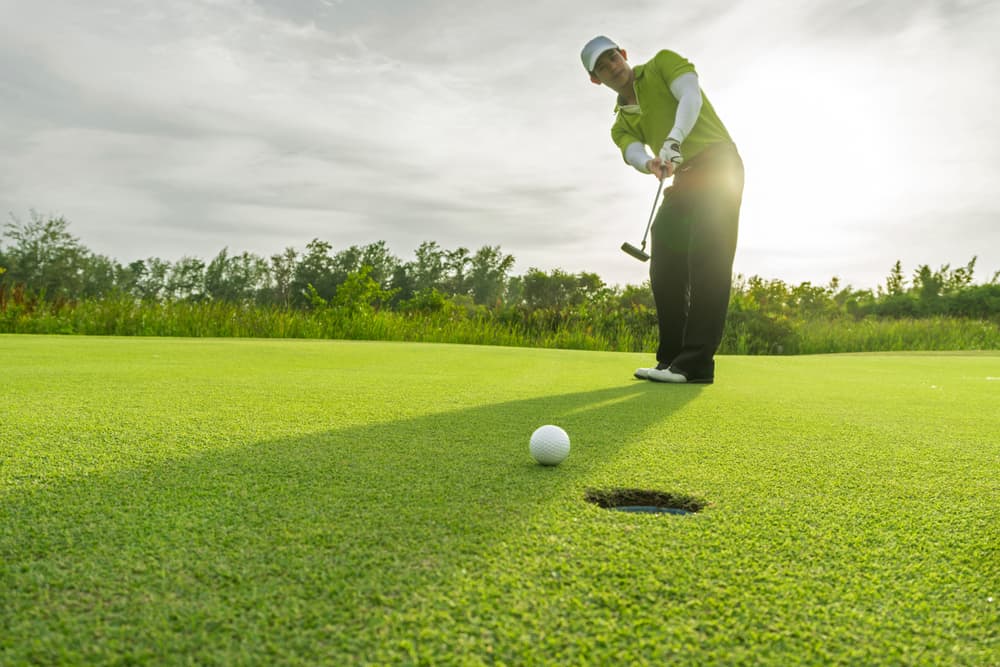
[586,46,617,72]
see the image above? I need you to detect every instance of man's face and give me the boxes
[591,48,631,89]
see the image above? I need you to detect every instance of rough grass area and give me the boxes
[1,335,998,665]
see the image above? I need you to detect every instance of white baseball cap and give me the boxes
[580,35,620,72]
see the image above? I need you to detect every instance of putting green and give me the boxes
[2,335,997,664]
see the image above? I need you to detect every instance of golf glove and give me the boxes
[658,138,683,167]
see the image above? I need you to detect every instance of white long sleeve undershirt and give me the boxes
[668,72,702,145]
[624,142,655,173]
[623,72,704,173]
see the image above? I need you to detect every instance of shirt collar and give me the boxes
[613,64,646,113]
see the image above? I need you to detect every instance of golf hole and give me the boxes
[585,488,706,516]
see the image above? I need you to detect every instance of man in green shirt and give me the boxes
[581,35,744,384]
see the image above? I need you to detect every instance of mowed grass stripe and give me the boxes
[1,335,997,665]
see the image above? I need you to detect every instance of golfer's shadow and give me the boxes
[3,380,702,657]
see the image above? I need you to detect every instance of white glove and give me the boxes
[658,138,683,167]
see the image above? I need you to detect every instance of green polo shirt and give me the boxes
[610,50,733,164]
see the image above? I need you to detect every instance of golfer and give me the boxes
[582,36,744,384]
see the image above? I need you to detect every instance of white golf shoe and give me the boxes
[634,363,671,380]
[646,367,689,383]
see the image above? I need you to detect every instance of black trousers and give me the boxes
[648,144,744,380]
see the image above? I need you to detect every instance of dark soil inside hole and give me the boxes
[584,488,706,513]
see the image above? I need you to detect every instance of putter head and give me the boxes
[621,242,650,262]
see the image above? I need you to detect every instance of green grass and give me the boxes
[4,295,998,354]
[1,335,998,665]
[792,316,1000,354]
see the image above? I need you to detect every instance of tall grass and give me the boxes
[1,295,997,353]
[792,316,1000,354]
[0,297,644,351]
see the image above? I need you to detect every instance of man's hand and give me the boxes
[658,138,683,166]
[653,138,684,179]
[645,157,674,180]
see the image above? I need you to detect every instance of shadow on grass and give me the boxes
[2,381,703,662]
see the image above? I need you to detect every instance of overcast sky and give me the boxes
[2,0,998,289]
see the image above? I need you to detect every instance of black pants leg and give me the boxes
[648,193,690,366]
[648,152,744,380]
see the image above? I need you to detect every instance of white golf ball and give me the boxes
[529,425,570,466]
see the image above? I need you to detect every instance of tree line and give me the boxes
[2,212,999,322]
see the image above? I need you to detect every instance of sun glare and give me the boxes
[720,48,921,267]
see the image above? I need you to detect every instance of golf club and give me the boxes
[621,177,665,262]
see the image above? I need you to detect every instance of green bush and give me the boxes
[720,309,797,355]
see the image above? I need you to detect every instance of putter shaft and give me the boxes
[621,178,665,262]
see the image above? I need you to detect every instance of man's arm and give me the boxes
[624,142,654,173]
[667,72,702,144]
[656,72,703,177]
